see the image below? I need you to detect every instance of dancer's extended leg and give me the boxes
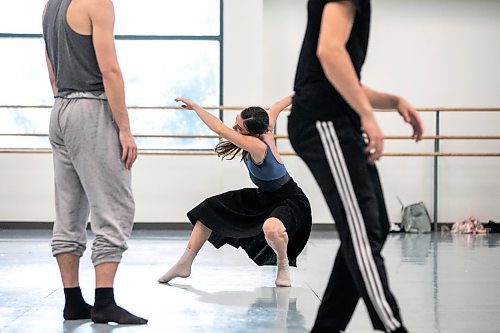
[158,222,212,283]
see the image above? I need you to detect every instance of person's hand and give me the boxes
[119,131,137,169]
[396,97,424,142]
[361,113,384,163]
[175,98,198,110]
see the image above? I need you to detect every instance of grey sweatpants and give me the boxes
[49,92,135,266]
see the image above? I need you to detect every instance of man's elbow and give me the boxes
[100,65,122,79]
[316,43,344,64]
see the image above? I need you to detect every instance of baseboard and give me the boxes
[0,222,54,230]
[311,223,336,231]
[0,221,452,231]
[0,221,194,230]
[2,221,337,230]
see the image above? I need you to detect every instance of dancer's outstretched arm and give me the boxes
[267,92,294,132]
[175,98,266,155]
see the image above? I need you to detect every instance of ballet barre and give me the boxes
[1,105,499,230]
[2,105,500,112]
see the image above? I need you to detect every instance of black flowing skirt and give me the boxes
[187,178,312,267]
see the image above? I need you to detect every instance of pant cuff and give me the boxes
[92,255,123,267]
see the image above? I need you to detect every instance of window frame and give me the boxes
[0,0,223,151]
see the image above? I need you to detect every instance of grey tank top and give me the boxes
[42,0,104,96]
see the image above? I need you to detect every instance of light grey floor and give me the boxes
[1,229,499,333]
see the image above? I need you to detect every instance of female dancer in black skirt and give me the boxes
[158,94,312,287]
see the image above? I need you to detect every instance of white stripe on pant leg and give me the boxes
[317,122,396,331]
[316,121,396,332]
[317,121,379,300]
[319,122,393,328]
[316,122,374,303]
[322,122,392,320]
[326,122,400,329]
[326,121,401,330]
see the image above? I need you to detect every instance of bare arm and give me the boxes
[317,1,382,161]
[317,2,373,120]
[45,53,58,96]
[362,85,423,141]
[267,92,294,132]
[88,0,137,169]
[43,4,57,96]
[361,85,399,109]
[175,98,266,156]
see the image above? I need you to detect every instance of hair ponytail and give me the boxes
[215,140,248,161]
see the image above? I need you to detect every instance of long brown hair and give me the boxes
[215,106,269,161]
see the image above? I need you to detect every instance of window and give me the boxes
[0,0,222,150]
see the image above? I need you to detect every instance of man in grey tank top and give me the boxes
[43,0,146,324]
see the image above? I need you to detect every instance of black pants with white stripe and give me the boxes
[288,113,405,333]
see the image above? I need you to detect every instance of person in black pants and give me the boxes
[288,0,424,332]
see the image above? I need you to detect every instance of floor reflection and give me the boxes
[2,230,500,332]
[398,233,432,264]
[166,284,308,332]
[438,231,500,248]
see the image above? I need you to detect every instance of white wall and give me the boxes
[0,0,499,224]
[262,0,500,223]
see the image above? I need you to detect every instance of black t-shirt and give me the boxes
[292,0,371,125]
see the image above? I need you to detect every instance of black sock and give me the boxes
[63,287,92,320]
[91,288,148,325]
